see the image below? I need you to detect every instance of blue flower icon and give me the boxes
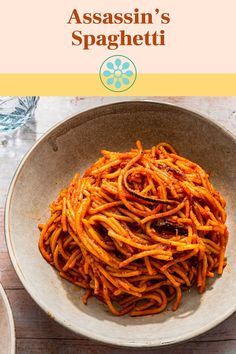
[99,56,137,92]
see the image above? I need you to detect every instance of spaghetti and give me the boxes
[38,141,228,316]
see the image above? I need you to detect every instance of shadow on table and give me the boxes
[0,111,38,155]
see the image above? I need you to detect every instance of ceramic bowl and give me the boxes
[0,283,15,354]
[5,101,236,347]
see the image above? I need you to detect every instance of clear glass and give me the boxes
[0,96,39,132]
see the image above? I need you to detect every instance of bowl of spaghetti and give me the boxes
[5,101,236,347]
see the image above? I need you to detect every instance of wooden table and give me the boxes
[1,96,236,354]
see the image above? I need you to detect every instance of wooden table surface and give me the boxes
[1,96,236,354]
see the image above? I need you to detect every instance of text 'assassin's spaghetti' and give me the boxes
[39,141,228,316]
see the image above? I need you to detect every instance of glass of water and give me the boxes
[0,96,39,132]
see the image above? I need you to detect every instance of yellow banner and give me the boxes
[1,74,236,96]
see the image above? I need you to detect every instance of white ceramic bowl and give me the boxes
[0,283,15,354]
[5,102,236,347]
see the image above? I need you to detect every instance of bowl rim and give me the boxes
[0,282,15,354]
[4,100,236,348]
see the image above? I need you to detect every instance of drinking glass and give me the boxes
[0,96,39,132]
